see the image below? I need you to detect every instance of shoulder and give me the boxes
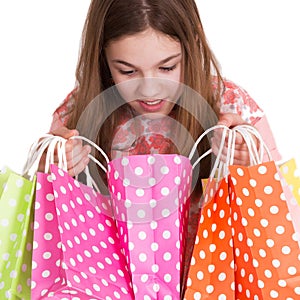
[219,78,264,124]
[49,90,76,132]
[54,89,76,125]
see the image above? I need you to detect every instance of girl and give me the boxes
[47,0,280,288]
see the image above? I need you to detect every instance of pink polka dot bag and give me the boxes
[30,136,134,299]
[108,153,192,299]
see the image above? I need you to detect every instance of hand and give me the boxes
[211,113,257,166]
[39,126,91,177]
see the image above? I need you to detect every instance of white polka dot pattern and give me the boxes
[229,161,300,298]
[184,177,235,299]
[0,166,35,300]
[184,161,300,299]
[280,159,300,206]
[31,165,134,299]
[278,160,300,248]
[108,154,192,299]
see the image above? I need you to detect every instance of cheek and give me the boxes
[173,68,182,82]
[110,71,123,85]
[114,80,138,103]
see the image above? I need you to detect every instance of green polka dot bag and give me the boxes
[0,166,36,300]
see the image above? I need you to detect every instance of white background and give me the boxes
[0,0,299,173]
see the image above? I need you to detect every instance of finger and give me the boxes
[51,126,79,139]
[212,139,253,165]
[218,113,246,128]
[66,143,91,169]
[215,150,251,166]
[68,156,90,177]
[211,138,229,157]
[65,138,83,158]
[212,127,230,147]
[232,154,251,165]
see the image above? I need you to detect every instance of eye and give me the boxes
[159,64,177,72]
[119,69,136,76]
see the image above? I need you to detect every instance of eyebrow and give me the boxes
[111,53,182,68]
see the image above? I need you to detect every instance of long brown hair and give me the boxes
[66,0,223,179]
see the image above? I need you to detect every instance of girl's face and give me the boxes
[105,28,182,117]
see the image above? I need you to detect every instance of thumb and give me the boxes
[51,126,79,139]
[217,113,245,128]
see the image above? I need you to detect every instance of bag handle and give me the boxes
[70,135,110,173]
[22,134,68,180]
[69,135,112,193]
[188,124,230,170]
[188,123,273,180]
[23,134,110,192]
[232,125,272,164]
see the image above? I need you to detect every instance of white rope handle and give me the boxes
[44,136,68,172]
[216,124,273,179]
[189,123,273,182]
[22,134,110,193]
[232,125,272,164]
[189,124,229,164]
[22,135,68,180]
[70,135,110,173]
[22,134,53,175]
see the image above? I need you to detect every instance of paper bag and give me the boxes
[0,166,35,300]
[229,161,300,299]
[183,177,235,299]
[280,158,300,206]
[31,164,134,299]
[108,154,191,299]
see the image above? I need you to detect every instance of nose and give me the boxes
[136,77,162,99]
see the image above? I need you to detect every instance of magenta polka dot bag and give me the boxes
[31,165,134,299]
[30,136,134,299]
[83,136,194,298]
[108,153,192,298]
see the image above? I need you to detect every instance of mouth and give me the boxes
[137,99,166,113]
[141,99,163,106]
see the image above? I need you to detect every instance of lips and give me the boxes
[142,99,162,106]
[138,99,165,112]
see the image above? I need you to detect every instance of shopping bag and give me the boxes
[184,124,300,299]
[229,160,300,299]
[31,163,134,299]
[280,158,300,206]
[0,165,35,300]
[183,124,234,299]
[278,158,300,237]
[183,176,235,299]
[108,154,192,299]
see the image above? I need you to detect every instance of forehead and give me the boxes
[106,28,181,66]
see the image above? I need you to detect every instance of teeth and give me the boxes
[143,100,161,105]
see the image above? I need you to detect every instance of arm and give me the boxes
[212,79,281,165]
[39,93,91,177]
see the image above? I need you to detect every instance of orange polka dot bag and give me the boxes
[183,175,235,299]
[184,125,300,299]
